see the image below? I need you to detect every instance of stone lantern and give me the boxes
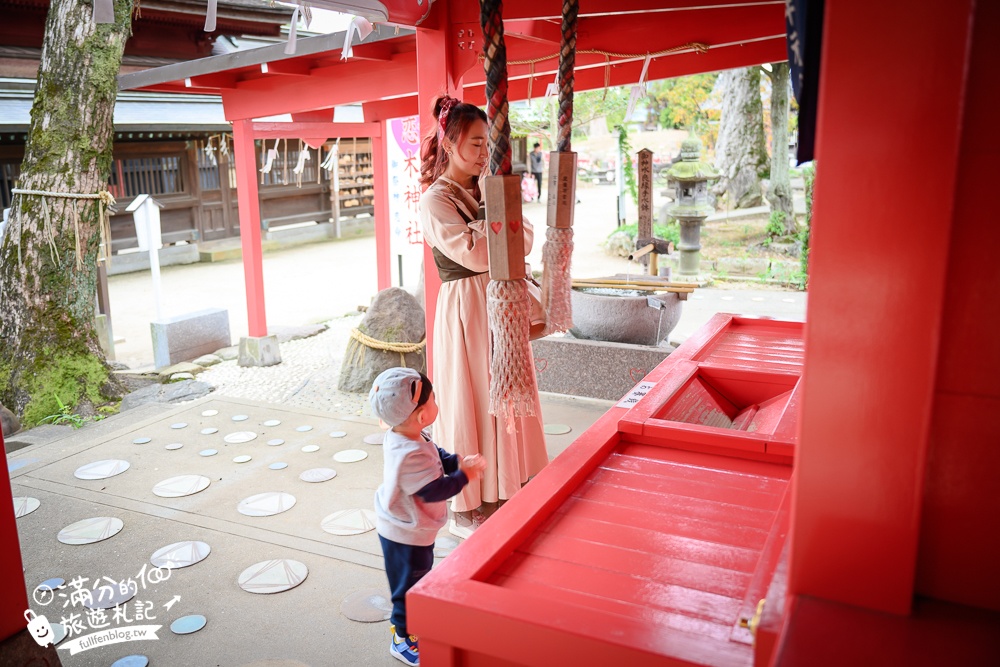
[666,133,719,280]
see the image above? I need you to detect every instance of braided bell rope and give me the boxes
[557,0,577,153]
[487,280,538,428]
[539,0,577,336]
[541,226,574,335]
[480,0,512,177]
[9,188,115,270]
[347,327,426,369]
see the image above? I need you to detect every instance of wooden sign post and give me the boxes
[637,148,655,275]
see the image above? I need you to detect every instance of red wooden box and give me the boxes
[409,315,804,667]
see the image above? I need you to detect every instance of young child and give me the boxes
[370,367,485,666]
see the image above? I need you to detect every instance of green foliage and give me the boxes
[40,394,88,428]
[21,350,112,427]
[615,125,638,205]
[799,163,816,288]
[766,210,787,238]
[610,221,680,247]
[647,73,719,133]
[508,87,632,149]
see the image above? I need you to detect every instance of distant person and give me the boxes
[371,367,486,665]
[529,142,544,201]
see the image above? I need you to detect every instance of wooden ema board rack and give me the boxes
[409,314,804,667]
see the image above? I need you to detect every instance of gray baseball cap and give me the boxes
[369,367,423,427]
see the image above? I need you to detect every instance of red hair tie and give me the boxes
[438,97,459,142]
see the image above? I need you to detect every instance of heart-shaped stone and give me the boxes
[535,358,548,373]
[509,219,521,234]
[629,367,646,383]
[490,221,503,234]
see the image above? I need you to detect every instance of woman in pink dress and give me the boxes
[418,95,548,538]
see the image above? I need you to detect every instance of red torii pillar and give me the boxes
[0,430,29,644]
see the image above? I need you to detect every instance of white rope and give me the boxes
[541,226,574,335]
[10,188,116,268]
[487,280,537,431]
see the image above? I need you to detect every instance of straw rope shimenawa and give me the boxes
[348,327,426,368]
[9,188,116,269]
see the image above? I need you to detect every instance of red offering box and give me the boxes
[409,315,803,667]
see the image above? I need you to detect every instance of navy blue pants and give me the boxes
[532,171,543,199]
[379,534,434,637]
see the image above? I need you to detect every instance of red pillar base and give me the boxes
[0,627,63,666]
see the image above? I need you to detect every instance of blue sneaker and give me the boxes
[389,626,419,665]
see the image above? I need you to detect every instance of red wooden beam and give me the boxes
[260,60,313,76]
[220,51,418,120]
[249,122,381,139]
[362,97,420,122]
[449,0,784,23]
[186,72,240,90]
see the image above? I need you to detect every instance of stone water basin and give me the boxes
[570,282,683,346]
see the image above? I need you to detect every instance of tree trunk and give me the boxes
[0,0,131,425]
[712,67,768,209]
[766,62,796,232]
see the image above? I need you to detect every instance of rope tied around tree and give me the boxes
[347,327,427,369]
[9,188,116,270]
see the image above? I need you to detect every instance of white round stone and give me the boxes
[333,449,368,463]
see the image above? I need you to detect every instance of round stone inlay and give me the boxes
[329,430,347,438]
[58,517,124,545]
[321,509,376,536]
[170,422,188,430]
[200,427,219,435]
[263,419,281,427]
[151,540,211,569]
[363,432,385,445]
[232,414,249,422]
[340,589,393,622]
[299,468,337,483]
[50,622,67,646]
[543,423,572,435]
[267,438,285,446]
[199,449,218,457]
[233,455,252,464]
[153,475,210,498]
[301,445,319,453]
[238,492,296,517]
[225,431,258,444]
[295,425,313,432]
[333,449,368,463]
[13,496,40,518]
[170,614,207,635]
[238,559,308,594]
[201,409,219,417]
[269,462,288,470]
[165,443,183,451]
[132,436,152,444]
[74,459,130,480]
[111,656,149,667]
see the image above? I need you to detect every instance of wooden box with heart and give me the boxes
[483,174,526,281]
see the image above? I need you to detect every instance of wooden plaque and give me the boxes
[483,174,526,281]
[546,151,578,228]
[637,148,653,239]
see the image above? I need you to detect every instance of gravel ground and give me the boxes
[197,313,372,417]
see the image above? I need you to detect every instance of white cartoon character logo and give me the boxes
[25,609,54,647]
